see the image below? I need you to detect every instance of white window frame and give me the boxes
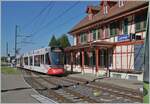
[119,0,125,7]
[80,33,86,44]
[104,5,108,15]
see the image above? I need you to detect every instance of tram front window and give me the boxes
[51,52,64,65]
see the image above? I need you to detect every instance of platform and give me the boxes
[68,73,143,91]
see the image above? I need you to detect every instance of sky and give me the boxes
[1,1,99,56]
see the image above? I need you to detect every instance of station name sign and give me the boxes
[117,34,130,42]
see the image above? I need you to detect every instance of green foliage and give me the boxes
[48,34,71,48]
[48,35,58,47]
[57,34,71,48]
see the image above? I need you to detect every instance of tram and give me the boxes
[16,47,65,75]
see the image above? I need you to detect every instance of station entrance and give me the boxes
[65,41,114,73]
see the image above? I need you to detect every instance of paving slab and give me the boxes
[1,73,39,103]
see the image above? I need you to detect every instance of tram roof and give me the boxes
[23,47,50,57]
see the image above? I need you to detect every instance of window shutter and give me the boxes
[123,18,128,34]
[97,29,100,39]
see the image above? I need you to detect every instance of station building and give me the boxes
[65,1,148,81]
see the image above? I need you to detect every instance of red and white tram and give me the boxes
[16,47,64,75]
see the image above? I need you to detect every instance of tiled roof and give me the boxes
[91,6,100,11]
[69,1,148,34]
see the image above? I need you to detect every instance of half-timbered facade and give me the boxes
[65,1,148,81]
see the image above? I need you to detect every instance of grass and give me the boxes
[144,82,149,103]
[1,66,20,74]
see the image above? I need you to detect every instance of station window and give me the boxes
[29,56,33,65]
[123,18,128,34]
[92,29,99,40]
[84,51,89,66]
[119,0,125,7]
[108,49,113,67]
[80,33,87,44]
[135,12,147,32]
[89,51,96,66]
[34,55,40,66]
[105,26,110,38]
[99,49,107,67]
[76,52,80,65]
[65,53,71,65]
[110,22,118,36]
[93,30,97,40]
[104,3,108,15]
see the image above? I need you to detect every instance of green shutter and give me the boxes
[84,34,86,42]
[123,18,128,34]
[110,22,117,36]
[136,21,141,32]
[110,24,113,36]
[81,35,83,43]
[97,30,100,39]
[84,52,88,66]
[143,14,147,29]
[93,30,96,40]
[83,34,86,43]
[144,20,146,29]
[96,29,98,40]
[135,14,144,32]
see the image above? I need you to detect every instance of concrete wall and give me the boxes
[110,72,143,81]
[65,64,143,81]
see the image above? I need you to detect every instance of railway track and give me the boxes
[22,69,143,103]
[42,75,143,103]
[23,70,73,103]
[64,76,143,102]
[22,70,98,103]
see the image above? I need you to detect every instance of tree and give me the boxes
[48,35,58,47]
[57,34,71,48]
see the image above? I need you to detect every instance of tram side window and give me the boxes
[41,55,44,64]
[45,53,50,65]
[24,57,28,65]
[34,55,40,66]
[29,56,33,65]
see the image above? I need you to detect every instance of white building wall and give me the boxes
[128,15,135,34]
[112,44,135,70]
